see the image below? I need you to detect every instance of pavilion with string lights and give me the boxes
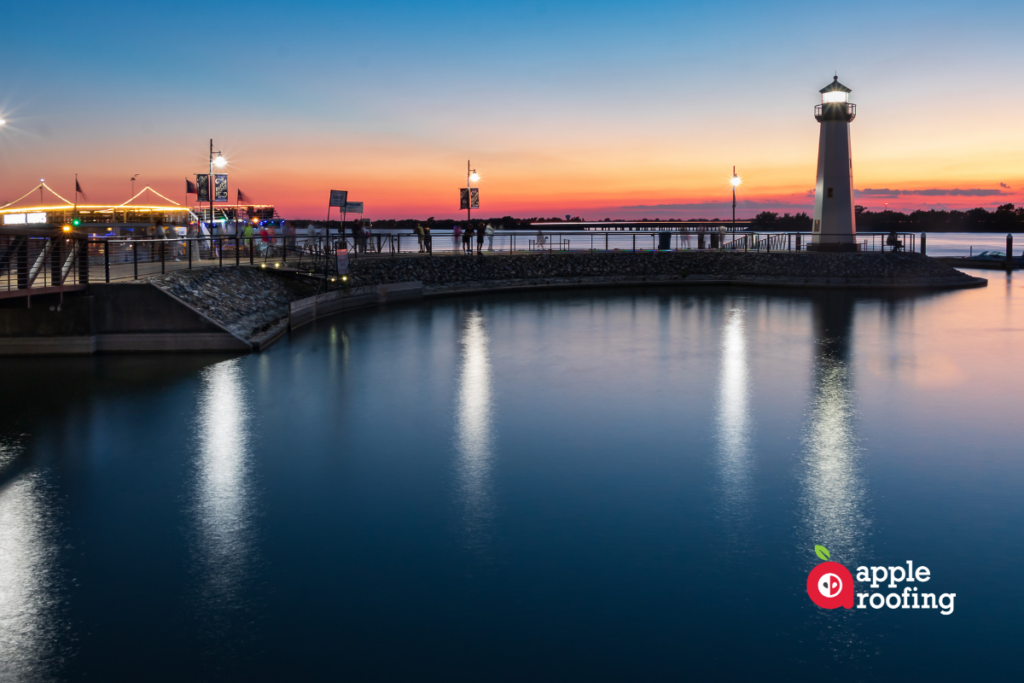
[0,182,195,236]
[0,182,282,238]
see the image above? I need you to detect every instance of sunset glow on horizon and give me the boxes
[2,0,1021,220]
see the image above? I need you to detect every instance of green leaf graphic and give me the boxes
[814,545,831,561]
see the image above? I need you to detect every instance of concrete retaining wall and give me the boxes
[0,283,250,355]
[289,281,423,330]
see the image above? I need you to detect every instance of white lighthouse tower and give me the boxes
[810,76,858,251]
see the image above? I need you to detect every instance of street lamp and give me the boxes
[131,174,139,197]
[730,166,742,235]
[466,160,479,223]
[208,139,226,232]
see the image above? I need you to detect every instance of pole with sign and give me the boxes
[328,190,348,258]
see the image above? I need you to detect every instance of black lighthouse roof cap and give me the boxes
[820,75,852,93]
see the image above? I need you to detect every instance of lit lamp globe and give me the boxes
[469,172,480,182]
[730,176,741,187]
[213,155,227,168]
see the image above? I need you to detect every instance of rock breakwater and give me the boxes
[347,251,981,290]
[146,267,317,340]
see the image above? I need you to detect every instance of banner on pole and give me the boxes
[460,188,479,210]
[336,248,349,275]
[329,190,348,207]
[214,174,229,203]
[344,201,363,213]
[196,174,210,203]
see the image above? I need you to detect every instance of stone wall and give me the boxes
[347,251,978,288]
[145,267,317,340]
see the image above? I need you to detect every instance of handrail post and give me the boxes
[188,237,192,269]
[161,240,166,274]
[236,236,240,266]
[219,238,223,267]
[105,240,110,282]
[133,240,138,280]
[78,237,89,284]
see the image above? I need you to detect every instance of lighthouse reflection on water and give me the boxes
[801,293,869,568]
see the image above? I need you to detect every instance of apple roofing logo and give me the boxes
[806,545,854,609]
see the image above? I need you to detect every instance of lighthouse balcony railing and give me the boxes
[814,103,856,121]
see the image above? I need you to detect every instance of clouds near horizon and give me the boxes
[856,188,1007,198]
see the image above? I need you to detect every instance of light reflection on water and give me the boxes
[716,306,752,520]
[454,308,495,553]
[801,298,869,566]
[192,359,256,618]
[0,464,59,683]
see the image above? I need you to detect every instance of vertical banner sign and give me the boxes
[470,188,480,209]
[196,174,211,202]
[336,248,349,275]
[214,174,229,203]
[329,190,348,207]
[460,188,469,210]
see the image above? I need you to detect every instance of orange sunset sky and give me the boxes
[1,0,1021,220]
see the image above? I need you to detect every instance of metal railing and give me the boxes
[0,233,88,296]
[0,229,927,295]
[814,103,856,121]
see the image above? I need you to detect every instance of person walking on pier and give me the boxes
[453,223,462,253]
[423,223,432,254]
[462,223,473,254]
[485,223,495,251]
[476,222,485,255]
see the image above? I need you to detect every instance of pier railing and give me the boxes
[0,228,922,293]
[0,230,89,298]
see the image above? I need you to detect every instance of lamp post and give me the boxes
[130,174,139,198]
[467,160,479,223]
[730,166,742,235]
[209,139,226,235]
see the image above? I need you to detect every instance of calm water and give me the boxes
[1,270,1022,681]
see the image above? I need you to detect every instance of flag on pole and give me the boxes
[76,178,87,201]
[186,178,197,194]
[237,189,251,203]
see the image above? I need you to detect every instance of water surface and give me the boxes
[1,269,1021,681]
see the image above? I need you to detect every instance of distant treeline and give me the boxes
[291,217,583,231]
[754,204,1024,232]
[292,204,1024,232]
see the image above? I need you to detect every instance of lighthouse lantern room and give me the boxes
[810,76,858,251]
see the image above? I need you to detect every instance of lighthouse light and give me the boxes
[822,91,849,104]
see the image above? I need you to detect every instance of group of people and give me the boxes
[447,223,496,255]
[409,222,496,255]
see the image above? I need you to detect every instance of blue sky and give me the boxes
[2,0,1021,217]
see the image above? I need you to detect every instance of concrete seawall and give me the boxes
[0,283,250,355]
[0,252,985,355]
[0,276,426,355]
